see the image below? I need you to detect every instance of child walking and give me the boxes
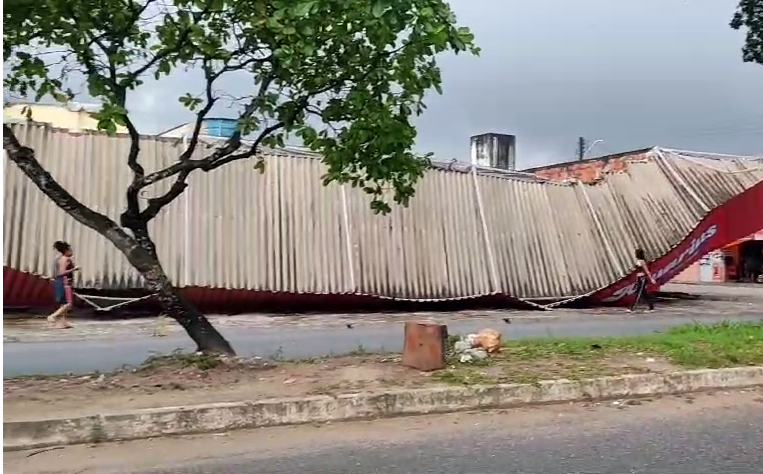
[48,241,78,329]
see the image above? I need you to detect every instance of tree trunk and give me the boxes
[154,283,235,356]
[126,240,235,356]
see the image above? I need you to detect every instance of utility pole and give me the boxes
[577,136,586,161]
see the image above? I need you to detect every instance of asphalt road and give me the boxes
[4,312,762,377]
[8,390,763,474]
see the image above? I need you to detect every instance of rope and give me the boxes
[74,292,156,312]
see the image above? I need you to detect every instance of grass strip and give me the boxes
[436,321,763,385]
[502,321,763,368]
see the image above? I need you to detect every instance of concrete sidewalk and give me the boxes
[662,282,763,299]
[4,295,761,345]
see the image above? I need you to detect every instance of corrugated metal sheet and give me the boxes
[4,123,762,304]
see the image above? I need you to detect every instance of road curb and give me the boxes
[5,366,763,451]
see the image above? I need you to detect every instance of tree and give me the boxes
[731,0,763,65]
[3,0,478,354]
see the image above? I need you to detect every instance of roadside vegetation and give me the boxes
[5,322,762,420]
[437,321,763,385]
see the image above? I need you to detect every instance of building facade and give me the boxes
[3,102,128,134]
[670,231,763,283]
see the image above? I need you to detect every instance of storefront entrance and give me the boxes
[738,239,763,283]
[670,229,763,284]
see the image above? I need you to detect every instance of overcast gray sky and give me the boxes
[130,0,762,168]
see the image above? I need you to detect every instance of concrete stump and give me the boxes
[401,321,448,371]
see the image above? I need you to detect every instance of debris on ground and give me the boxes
[451,328,502,363]
[152,314,169,337]
[476,328,502,353]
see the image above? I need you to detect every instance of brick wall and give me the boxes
[526,150,651,184]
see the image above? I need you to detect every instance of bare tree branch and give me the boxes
[123,114,147,223]
[130,4,213,79]
[178,59,220,162]
[79,27,402,226]
[202,120,285,170]
[73,13,147,225]
[69,0,225,230]
[137,56,270,221]
[137,68,280,189]
[140,168,192,221]
[135,61,377,216]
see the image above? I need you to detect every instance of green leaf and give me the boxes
[113,113,127,126]
[3,0,479,219]
[293,1,316,17]
[731,0,763,65]
[301,43,315,56]
[267,17,283,30]
[34,82,50,102]
[51,91,69,102]
[237,116,260,135]
[454,26,475,51]
[371,1,387,18]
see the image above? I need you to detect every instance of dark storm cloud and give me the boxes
[416,0,762,166]
[129,0,762,167]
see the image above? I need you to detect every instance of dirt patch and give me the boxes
[3,354,421,421]
[3,350,680,422]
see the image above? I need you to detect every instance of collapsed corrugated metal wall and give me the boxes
[4,123,762,303]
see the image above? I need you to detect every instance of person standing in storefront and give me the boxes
[742,250,761,283]
[628,247,657,312]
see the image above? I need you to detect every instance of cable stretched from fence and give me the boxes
[43,275,158,312]
[74,292,156,312]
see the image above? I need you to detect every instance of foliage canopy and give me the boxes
[731,0,763,65]
[4,0,479,215]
